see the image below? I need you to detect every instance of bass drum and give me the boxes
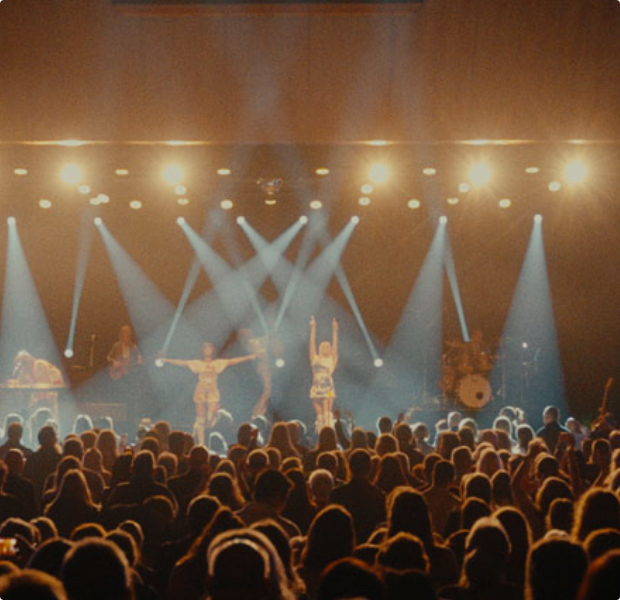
[457,374,492,409]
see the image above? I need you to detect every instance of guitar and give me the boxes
[108,350,143,381]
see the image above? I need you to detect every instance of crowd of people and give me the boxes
[0,403,616,599]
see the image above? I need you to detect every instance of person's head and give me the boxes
[0,570,68,600]
[447,411,462,430]
[303,506,355,571]
[318,341,332,358]
[493,416,512,437]
[206,528,293,600]
[27,538,73,578]
[461,497,491,530]
[577,548,620,599]
[38,425,58,449]
[70,523,105,542]
[268,423,295,452]
[375,433,398,457]
[394,422,413,447]
[186,495,221,537]
[535,454,560,482]
[374,453,408,493]
[526,538,587,600]
[84,448,104,473]
[30,517,58,543]
[462,517,510,588]
[477,448,502,477]
[376,532,429,572]
[308,469,334,505]
[317,557,385,600]
[0,519,36,546]
[547,498,574,533]
[584,528,620,562]
[462,472,492,504]
[6,423,23,444]
[432,459,455,488]
[412,422,430,444]
[105,529,138,569]
[317,427,337,452]
[451,446,473,477]
[131,450,155,481]
[376,416,393,435]
[117,521,143,556]
[251,519,299,591]
[208,472,244,511]
[387,488,433,549]
[52,469,94,507]
[4,449,24,476]
[436,431,461,460]
[591,438,611,467]
[202,342,216,360]
[517,424,535,450]
[253,469,292,512]
[573,488,620,542]
[61,538,133,600]
[492,470,513,506]
[349,449,372,479]
[535,476,573,517]
[543,405,559,425]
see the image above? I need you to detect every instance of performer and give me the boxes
[107,325,143,380]
[309,316,338,431]
[238,328,283,418]
[159,343,256,444]
[11,351,64,420]
[458,329,492,375]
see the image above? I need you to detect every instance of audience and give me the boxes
[0,403,615,599]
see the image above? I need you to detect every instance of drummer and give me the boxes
[458,329,493,375]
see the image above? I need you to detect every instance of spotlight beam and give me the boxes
[0,221,65,381]
[443,235,470,342]
[65,210,95,356]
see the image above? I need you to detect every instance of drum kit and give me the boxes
[441,340,495,409]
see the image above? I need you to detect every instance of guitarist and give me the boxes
[107,325,143,381]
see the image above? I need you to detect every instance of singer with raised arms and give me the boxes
[159,342,256,444]
[309,316,339,431]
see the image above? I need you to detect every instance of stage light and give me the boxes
[175,184,187,196]
[78,184,91,195]
[177,198,190,206]
[358,197,371,206]
[155,358,164,368]
[522,342,529,349]
[368,163,389,185]
[458,182,471,194]
[422,167,437,176]
[237,216,246,225]
[548,181,561,192]
[94,217,103,226]
[220,199,233,210]
[89,197,100,206]
[129,200,142,210]
[407,199,421,209]
[534,214,543,223]
[60,163,83,185]
[38,199,52,209]
[59,139,84,147]
[525,166,540,174]
[176,217,186,226]
[162,165,184,185]
[97,194,110,204]
[13,168,28,176]
[7,217,15,226]
[469,162,491,187]
[217,168,231,176]
[275,358,285,368]
[360,183,374,195]
[299,215,309,225]
[115,169,129,176]
[310,200,323,210]
[564,160,587,185]
[351,216,360,225]
[64,349,74,359]
[367,140,388,146]
[439,216,448,224]
[447,197,459,205]
[499,198,512,209]
[264,199,277,206]
[315,168,330,176]
[374,358,384,368]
